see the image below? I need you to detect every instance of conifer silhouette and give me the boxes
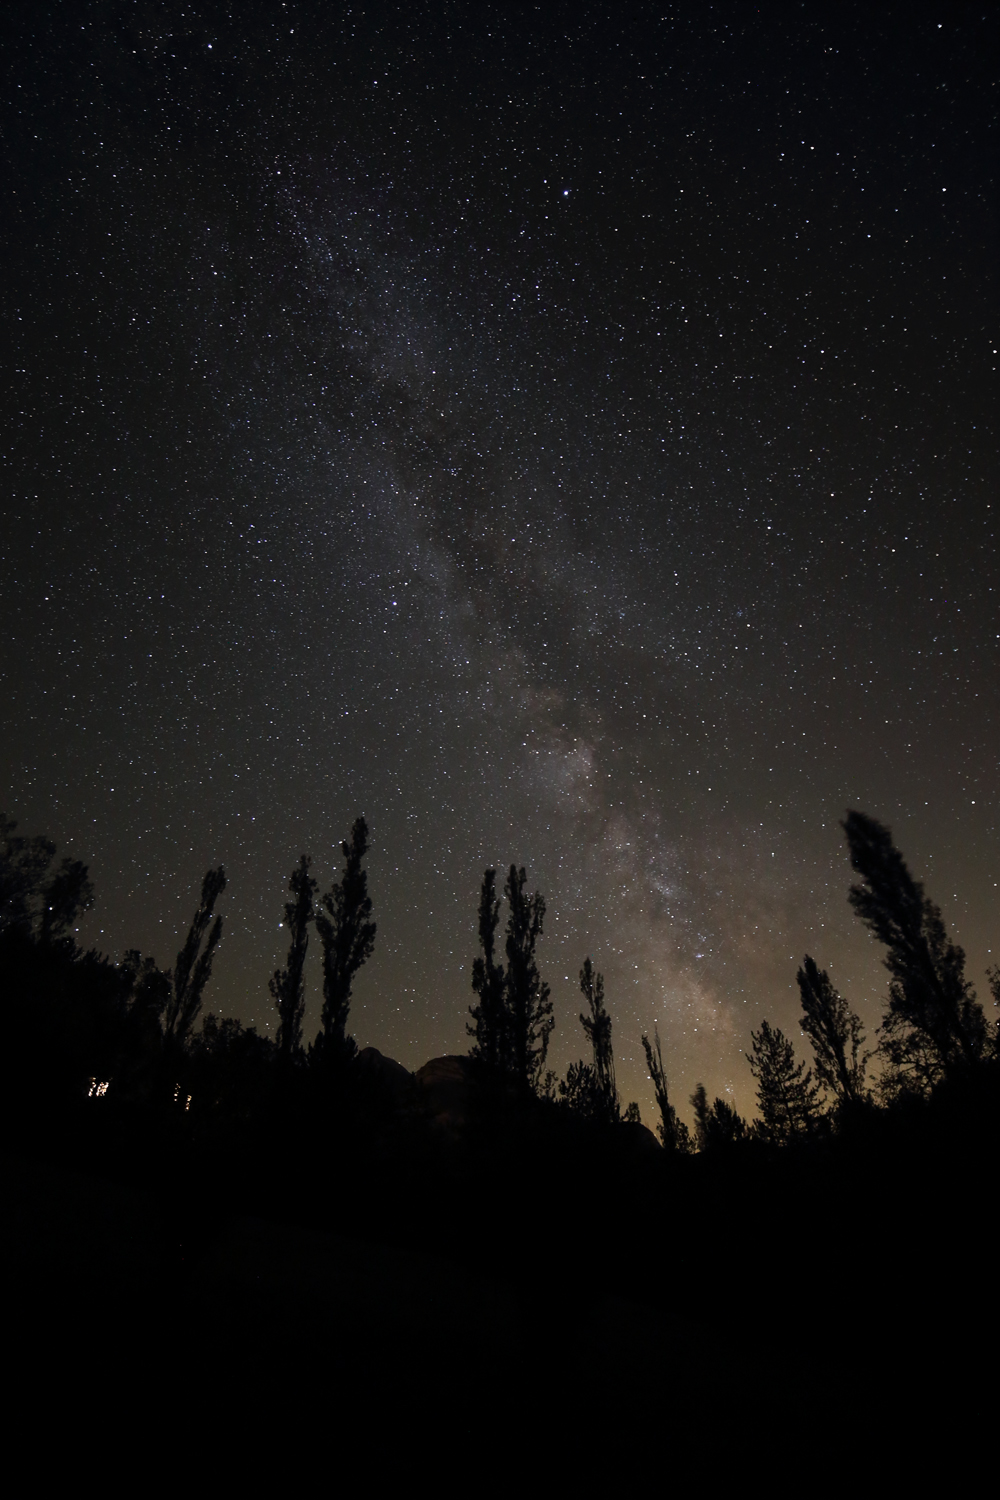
[748,1020,820,1144]
[691,1083,748,1151]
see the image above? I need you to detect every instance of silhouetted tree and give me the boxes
[270,854,317,1060]
[580,958,617,1114]
[39,858,94,945]
[989,967,1000,1057]
[796,955,870,1108]
[1,815,55,933]
[560,959,619,1122]
[691,1081,710,1151]
[187,1013,275,1122]
[843,810,988,1091]
[468,868,507,1072]
[502,865,553,1096]
[558,1060,601,1117]
[748,1020,821,1145]
[706,1095,749,1148]
[162,867,227,1046]
[116,949,171,1090]
[0,814,93,944]
[691,1082,748,1151]
[314,818,375,1064]
[641,1028,690,1151]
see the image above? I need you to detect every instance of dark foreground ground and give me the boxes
[3,1077,994,1476]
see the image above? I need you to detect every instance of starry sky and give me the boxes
[2,1,996,1121]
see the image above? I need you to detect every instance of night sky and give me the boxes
[3,1,996,1121]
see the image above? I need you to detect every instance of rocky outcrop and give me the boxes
[413,1055,474,1132]
[617,1119,662,1155]
[355,1046,415,1101]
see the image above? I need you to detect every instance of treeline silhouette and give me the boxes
[6,808,996,1157]
[2,807,997,1449]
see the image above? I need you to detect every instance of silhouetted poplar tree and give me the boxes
[163,867,227,1045]
[843,810,988,1091]
[691,1082,710,1150]
[579,958,617,1115]
[502,865,553,1096]
[796,955,870,1107]
[642,1028,690,1151]
[561,959,619,1121]
[468,868,507,1072]
[466,865,553,1095]
[748,1020,820,1145]
[270,854,317,1060]
[314,818,376,1063]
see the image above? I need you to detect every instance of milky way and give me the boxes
[2,3,996,1118]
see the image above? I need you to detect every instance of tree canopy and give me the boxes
[796,956,870,1108]
[314,817,376,1065]
[748,1020,821,1145]
[843,810,988,1092]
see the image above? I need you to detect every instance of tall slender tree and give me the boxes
[641,1028,690,1151]
[796,956,869,1107]
[691,1081,710,1151]
[843,810,988,1090]
[468,868,507,1072]
[579,958,617,1116]
[559,961,618,1123]
[314,818,376,1064]
[163,867,227,1045]
[502,865,553,1096]
[270,854,316,1061]
[748,1020,820,1145]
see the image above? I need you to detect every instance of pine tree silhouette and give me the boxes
[691,1083,748,1151]
[748,1020,820,1144]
